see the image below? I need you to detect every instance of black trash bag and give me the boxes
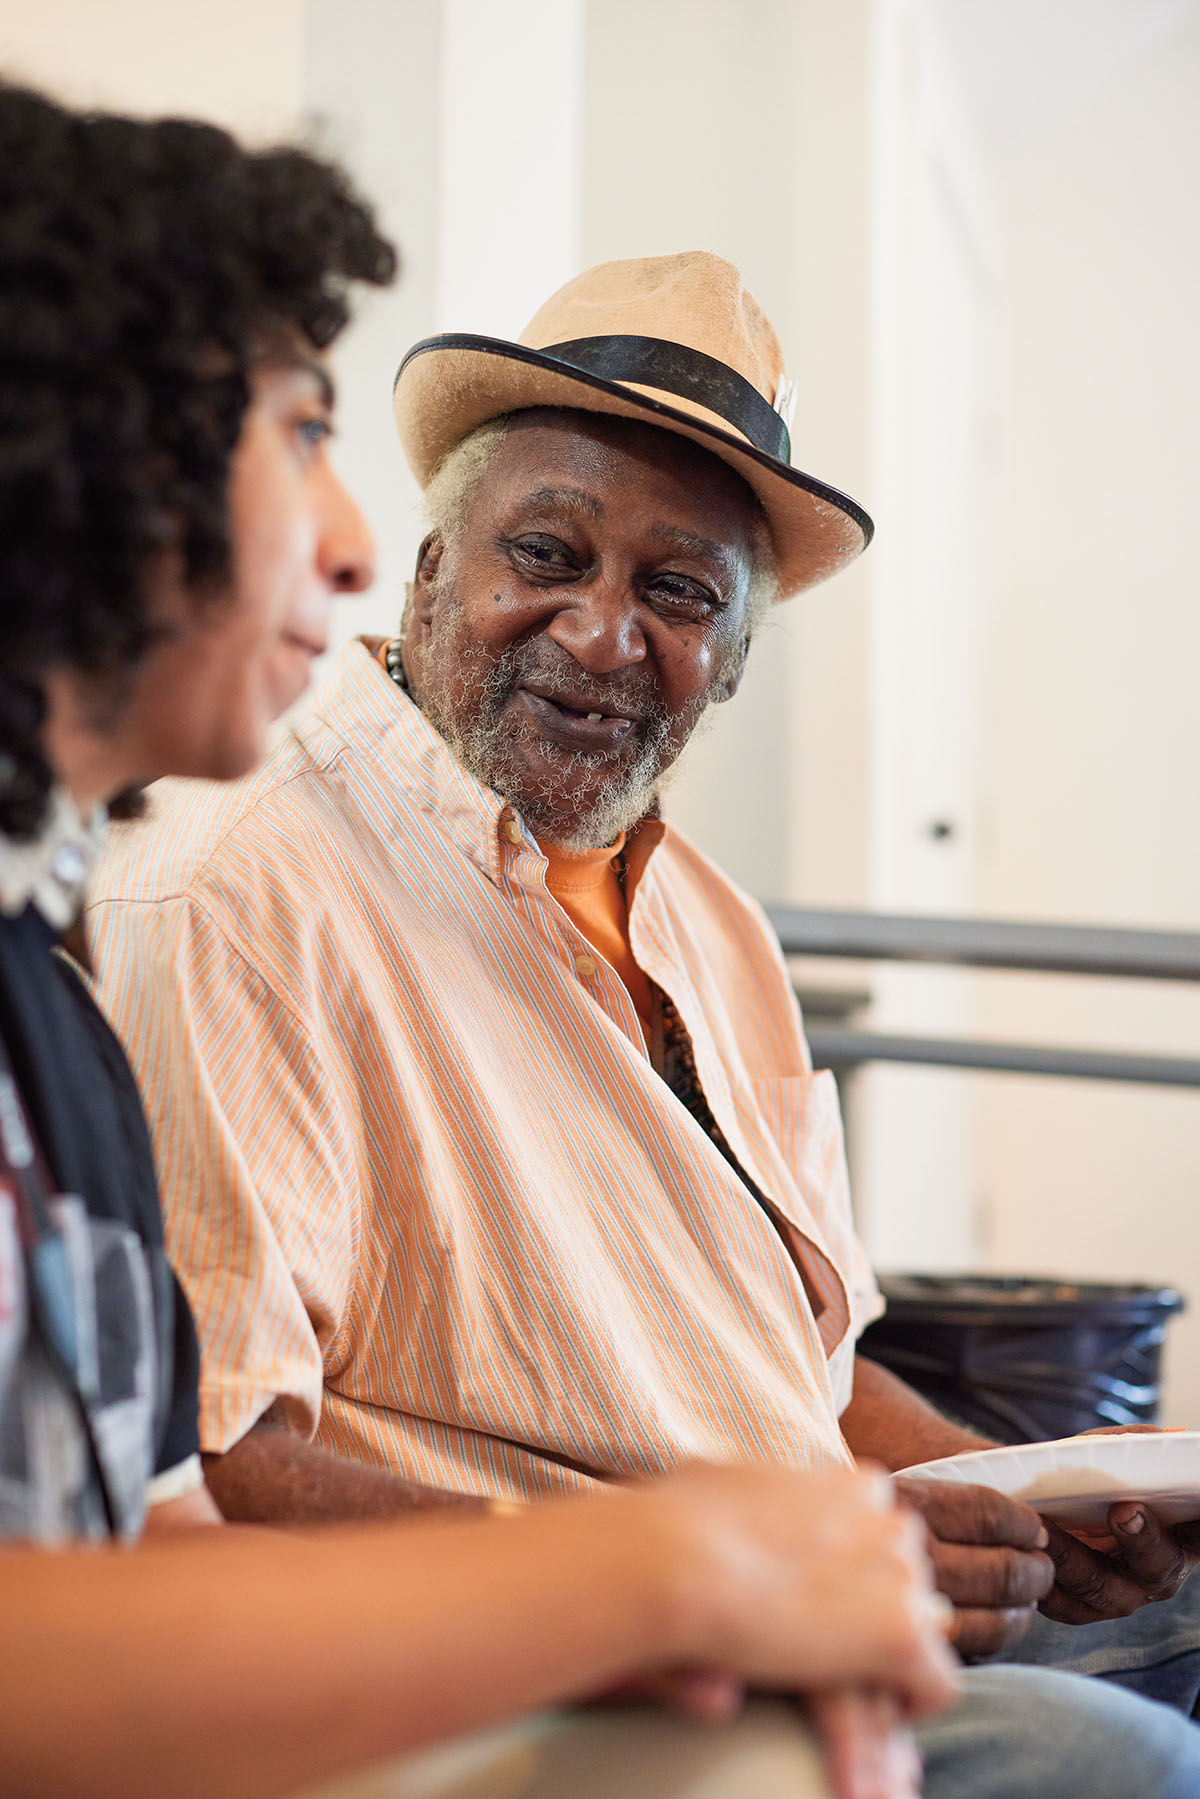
[858,1274,1185,1446]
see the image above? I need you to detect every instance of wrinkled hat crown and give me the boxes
[517,252,792,452]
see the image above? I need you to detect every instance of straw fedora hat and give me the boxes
[392,251,873,600]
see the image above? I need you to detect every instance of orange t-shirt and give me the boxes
[540,834,656,1039]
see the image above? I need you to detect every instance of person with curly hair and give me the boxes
[0,80,966,1799]
[0,76,394,1542]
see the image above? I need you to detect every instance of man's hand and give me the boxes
[892,1478,1055,1660]
[1032,1427,1200,1622]
[1041,1501,1198,1624]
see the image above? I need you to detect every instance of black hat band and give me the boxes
[540,335,792,464]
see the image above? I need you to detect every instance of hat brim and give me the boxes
[393,334,872,599]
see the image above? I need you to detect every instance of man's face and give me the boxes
[405,411,760,848]
[121,353,374,784]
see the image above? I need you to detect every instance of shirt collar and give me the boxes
[305,642,515,885]
[313,641,667,890]
[0,790,107,928]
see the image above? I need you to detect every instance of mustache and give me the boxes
[482,642,665,730]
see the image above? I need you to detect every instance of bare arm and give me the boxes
[203,1413,486,1523]
[2,1464,957,1799]
[840,1356,992,1472]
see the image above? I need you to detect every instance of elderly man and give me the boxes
[88,253,1200,1789]
[90,254,888,1512]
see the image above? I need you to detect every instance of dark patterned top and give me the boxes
[0,903,200,1541]
[653,984,770,1209]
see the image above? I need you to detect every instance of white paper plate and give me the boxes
[896,1431,1200,1530]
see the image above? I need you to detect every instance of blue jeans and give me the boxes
[1010,1567,1200,1713]
[915,1573,1200,1798]
[918,1663,1200,1799]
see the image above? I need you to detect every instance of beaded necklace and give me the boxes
[381,637,412,700]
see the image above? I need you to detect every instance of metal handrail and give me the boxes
[767,906,1200,982]
[804,1028,1200,1088]
[765,906,1200,1089]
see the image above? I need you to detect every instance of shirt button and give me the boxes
[573,954,597,980]
[500,814,523,846]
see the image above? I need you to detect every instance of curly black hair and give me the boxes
[0,82,396,839]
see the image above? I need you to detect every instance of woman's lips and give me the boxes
[282,632,327,660]
[519,687,636,754]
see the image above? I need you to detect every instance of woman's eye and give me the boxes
[296,416,333,450]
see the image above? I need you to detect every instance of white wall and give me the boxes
[303,0,588,652]
[434,0,583,340]
[302,0,441,648]
[972,6,1200,1421]
[0,0,303,134]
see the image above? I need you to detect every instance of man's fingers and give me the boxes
[929,1539,1054,1609]
[1039,1587,1122,1627]
[1041,1521,1153,1620]
[1107,1504,1192,1599]
[895,1478,1048,1550]
[1041,1509,1191,1625]
[948,1604,1036,1661]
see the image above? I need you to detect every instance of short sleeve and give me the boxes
[90,893,361,1455]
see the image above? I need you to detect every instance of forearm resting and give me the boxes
[203,1419,487,1523]
[2,1499,676,1799]
[2,1465,957,1799]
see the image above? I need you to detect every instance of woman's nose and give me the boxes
[318,468,375,594]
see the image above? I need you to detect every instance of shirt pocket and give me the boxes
[746,1070,849,1236]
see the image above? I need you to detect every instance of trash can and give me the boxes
[858,1274,1186,1445]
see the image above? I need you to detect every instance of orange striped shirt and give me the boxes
[87,641,881,1499]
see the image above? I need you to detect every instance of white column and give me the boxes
[435,0,584,338]
[854,0,998,1271]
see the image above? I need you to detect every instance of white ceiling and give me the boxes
[929,0,1200,160]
